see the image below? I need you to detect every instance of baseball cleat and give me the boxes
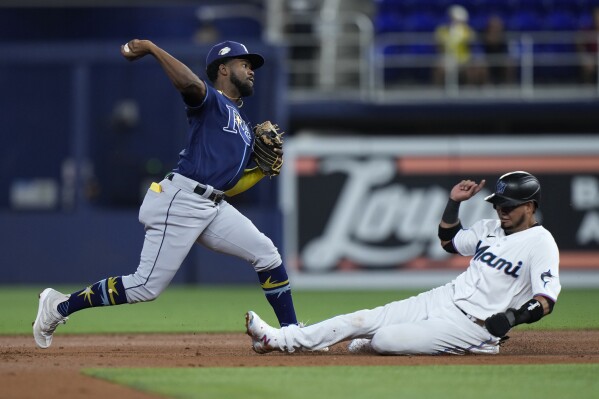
[347,338,376,354]
[33,288,69,349]
[245,311,285,354]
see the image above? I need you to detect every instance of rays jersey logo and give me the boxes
[223,104,252,146]
[473,241,522,278]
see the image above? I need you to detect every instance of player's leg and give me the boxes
[281,305,395,351]
[248,286,443,352]
[34,181,216,348]
[370,320,457,355]
[121,182,219,302]
[44,182,216,317]
[369,291,501,355]
[197,201,297,326]
[370,316,499,355]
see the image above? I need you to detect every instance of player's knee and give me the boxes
[254,255,282,272]
[122,280,163,302]
[371,327,432,355]
[142,288,160,301]
[123,272,170,302]
[371,330,401,354]
[251,236,282,272]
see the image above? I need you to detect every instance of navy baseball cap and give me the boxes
[206,41,264,70]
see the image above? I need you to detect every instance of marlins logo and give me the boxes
[496,180,507,194]
[541,269,554,287]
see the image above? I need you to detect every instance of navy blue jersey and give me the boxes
[174,83,255,191]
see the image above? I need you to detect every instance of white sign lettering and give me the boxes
[572,176,599,210]
[572,176,599,244]
[301,158,494,271]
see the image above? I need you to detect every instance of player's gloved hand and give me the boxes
[252,121,284,176]
[484,309,517,337]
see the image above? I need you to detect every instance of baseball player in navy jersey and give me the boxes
[245,171,561,355]
[33,39,298,349]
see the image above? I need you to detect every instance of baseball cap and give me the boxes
[206,41,264,70]
[449,5,469,22]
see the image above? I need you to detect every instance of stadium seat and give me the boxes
[543,10,579,31]
[581,0,599,11]
[476,0,513,15]
[506,10,544,31]
[470,12,493,31]
[375,13,404,34]
[444,0,478,11]
[401,11,440,32]
[507,0,546,13]
[578,13,594,29]
[396,0,449,14]
[542,0,584,13]
[375,0,403,14]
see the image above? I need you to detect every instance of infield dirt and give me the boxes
[2,330,598,399]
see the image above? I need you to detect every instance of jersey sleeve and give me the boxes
[185,80,211,117]
[529,232,561,302]
[452,219,485,256]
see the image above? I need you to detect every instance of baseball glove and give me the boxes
[252,121,284,176]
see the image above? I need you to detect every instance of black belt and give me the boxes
[167,174,225,204]
[457,306,486,327]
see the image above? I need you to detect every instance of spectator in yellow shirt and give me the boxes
[433,5,485,86]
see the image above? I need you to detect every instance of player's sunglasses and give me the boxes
[493,201,530,213]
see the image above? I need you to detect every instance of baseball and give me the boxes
[123,43,131,53]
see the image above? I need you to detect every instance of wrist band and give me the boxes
[438,222,462,241]
[442,198,461,224]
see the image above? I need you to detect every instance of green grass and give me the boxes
[84,364,599,399]
[8,286,599,399]
[3,286,599,334]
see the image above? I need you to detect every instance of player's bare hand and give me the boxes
[121,39,152,61]
[449,179,486,202]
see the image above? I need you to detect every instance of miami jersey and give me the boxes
[451,219,561,320]
[174,83,255,191]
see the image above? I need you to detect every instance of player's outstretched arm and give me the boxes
[121,39,206,106]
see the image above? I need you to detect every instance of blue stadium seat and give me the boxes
[402,11,440,32]
[578,13,594,29]
[506,0,546,13]
[476,0,513,15]
[445,0,478,11]
[381,45,434,84]
[506,10,544,31]
[375,12,403,33]
[542,0,584,13]
[543,11,579,31]
[400,0,451,14]
[581,0,599,10]
[406,43,438,55]
[375,0,404,14]
[470,12,493,31]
